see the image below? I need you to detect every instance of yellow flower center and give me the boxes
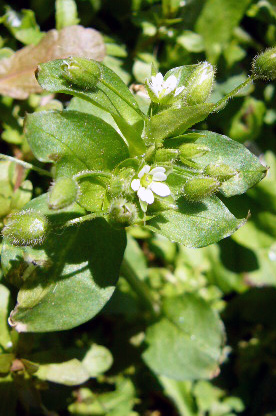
[140,173,152,188]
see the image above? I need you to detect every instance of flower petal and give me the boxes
[150,182,171,197]
[152,172,167,181]
[138,165,151,178]
[150,167,166,175]
[137,186,147,200]
[155,73,164,84]
[131,179,141,191]
[138,187,154,204]
[143,189,155,204]
[163,75,177,91]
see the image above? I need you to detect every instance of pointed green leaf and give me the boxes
[25,110,129,177]
[143,294,224,380]
[146,196,246,248]
[1,195,126,332]
[144,103,213,143]
[36,59,146,155]
[194,131,267,196]
[37,359,89,386]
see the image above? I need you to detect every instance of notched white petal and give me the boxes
[143,188,154,204]
[131,179,141,191]
[150,182,171,197]
[138,165,151,178]
[164,75,177,91]
[137,186,147,201]
[152,172,167,181]
[150,167,166,175]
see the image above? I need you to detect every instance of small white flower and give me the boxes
[147,72,184,100]
[131,165,171,212]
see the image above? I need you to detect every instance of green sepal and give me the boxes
[48,177,78,210]
[252,47,276,80]
[184,177,220,201]
[2,210,48,246]
[185,62,215,105]
[60,57,101,90]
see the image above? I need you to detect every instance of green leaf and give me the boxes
[0,285,12,350]
[37,358,89,386]
[0,353,13,373]
[1,7,43,45]
[25,110,129,177]
[36,59,146,156]
[143,294,224,380]
[2,194,126,332]
[194,131,267,197]
[177,31,204,53]
[68,378,136,415]
[196,0,251,63]
[82,344,113,377]
[144,104,214,143]
[55,0,79,30]
[146,195,245,248]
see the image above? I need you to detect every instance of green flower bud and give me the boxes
[184,177,220,201]
[48,177,78,210]
[252,47,276,80]
[61,57,101,90]
[186,62,215,105]
[2,210,48,246]
[108,168,136,197]
[179,143,210,160]
[155,148,179,163]
[108,199,138,229]
[204,163,237,182]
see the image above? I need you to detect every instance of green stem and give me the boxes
[62,211,108,228]
[0,154,52,178]
[74,170,112,179]
[120,258,160,316]
[213,75,254,112]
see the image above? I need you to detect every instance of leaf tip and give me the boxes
[8,313,28,333]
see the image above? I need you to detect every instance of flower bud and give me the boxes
[186,62,215,105]
[204,163,237,182]
[108,168,136,197]
[2,210,48,246]
[184,177,220,201]
[48,177,78,210]
[108,199,138,229]
[61,57,101,90]
[155,148,179,163]
[252,47,276,80]
[179,143,210,160]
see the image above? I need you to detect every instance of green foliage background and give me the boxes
[0,0,276,415]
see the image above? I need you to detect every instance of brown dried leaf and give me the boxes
[0,25,106,99]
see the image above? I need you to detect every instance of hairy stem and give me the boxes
[0,154,52,177]
[213,75,254,111]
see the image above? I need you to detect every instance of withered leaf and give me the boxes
[0,25,106,99]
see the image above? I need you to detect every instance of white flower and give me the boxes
[147,72,184,100]
[131,165,171,212]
